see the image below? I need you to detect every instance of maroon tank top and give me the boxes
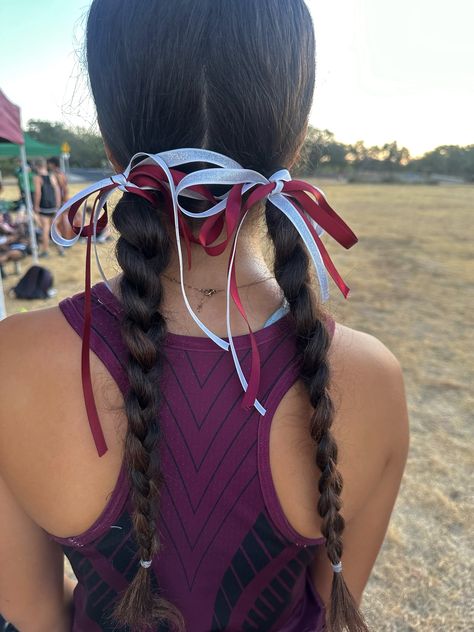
[47,281,335,631]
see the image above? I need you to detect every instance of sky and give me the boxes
[0,0,473,157]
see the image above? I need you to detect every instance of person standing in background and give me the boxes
[33,158,64,257]
[47,156,73,239]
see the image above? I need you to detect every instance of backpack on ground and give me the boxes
[10,265,54,299]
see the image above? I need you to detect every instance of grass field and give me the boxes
[1,181,473,631]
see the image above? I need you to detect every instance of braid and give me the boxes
[108,193,184,631]
[265,201,368,632]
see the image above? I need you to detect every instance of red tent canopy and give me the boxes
[0,89,24,145]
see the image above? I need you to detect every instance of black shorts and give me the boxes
[39,208,57,217]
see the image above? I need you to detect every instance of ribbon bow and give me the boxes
[51,149,357,457]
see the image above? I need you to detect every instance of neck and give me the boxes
[107,211,284,337]
[164,219,271,291]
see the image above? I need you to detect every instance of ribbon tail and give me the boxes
[285,185,358,249]
[300,211,351,299]
[82,211,108,457]
[229,255,262,411]
[226,211,266,415]
[271,193,330,302]
[92,190,114,290]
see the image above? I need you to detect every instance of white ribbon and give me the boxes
[51,148,332,415]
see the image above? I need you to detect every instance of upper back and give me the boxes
[0,284,402,629]
[0,283,401,537]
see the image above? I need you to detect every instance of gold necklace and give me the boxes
[162,274,274,313]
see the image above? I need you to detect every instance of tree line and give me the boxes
[1,120,473,182]
[27,120,106,169]
[296,128,474,181]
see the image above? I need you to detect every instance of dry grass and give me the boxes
[2,182,473,630]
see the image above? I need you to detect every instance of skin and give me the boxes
[47,165,69,205]
[0,200,409,630]
[47,163,74,240]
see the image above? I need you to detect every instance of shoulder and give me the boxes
[330,322,404,391]
[327,323,409,518]
[0,307,66,354]
[0,306,84,476]
[330,322,409,446]
[0,307,72,411]
[0,306,126,536]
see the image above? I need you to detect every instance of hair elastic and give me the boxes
[140,559,153,569]
[331,561,343,573]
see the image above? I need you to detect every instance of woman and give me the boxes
[0,1,409,631]
[33,158,64,257]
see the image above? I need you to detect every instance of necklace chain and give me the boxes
[162,273,274,313]
[162,273,274,295]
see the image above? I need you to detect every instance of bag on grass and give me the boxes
[10,265,54,300]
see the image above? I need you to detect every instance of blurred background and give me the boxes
[0,1,472,630]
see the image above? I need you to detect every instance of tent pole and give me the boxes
[19,144,39,264]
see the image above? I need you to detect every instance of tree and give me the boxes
[294,127,348,175]
[26,120,107,168]
[412,145,474,181]
[379,142,411,172]
[346,140,367,167]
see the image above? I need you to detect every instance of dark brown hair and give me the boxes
[86,1,368,630]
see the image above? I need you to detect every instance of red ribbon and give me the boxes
[82,200,108,456]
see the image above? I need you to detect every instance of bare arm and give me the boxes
[50,174,61,209]
[59,171,69,203]
[311,330,410,608]
[0,315,76,631]
[0,474,76,632]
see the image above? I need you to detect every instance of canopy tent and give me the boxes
[0,89,39,319]
[0,134,61,158]
[0,90,23,144]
